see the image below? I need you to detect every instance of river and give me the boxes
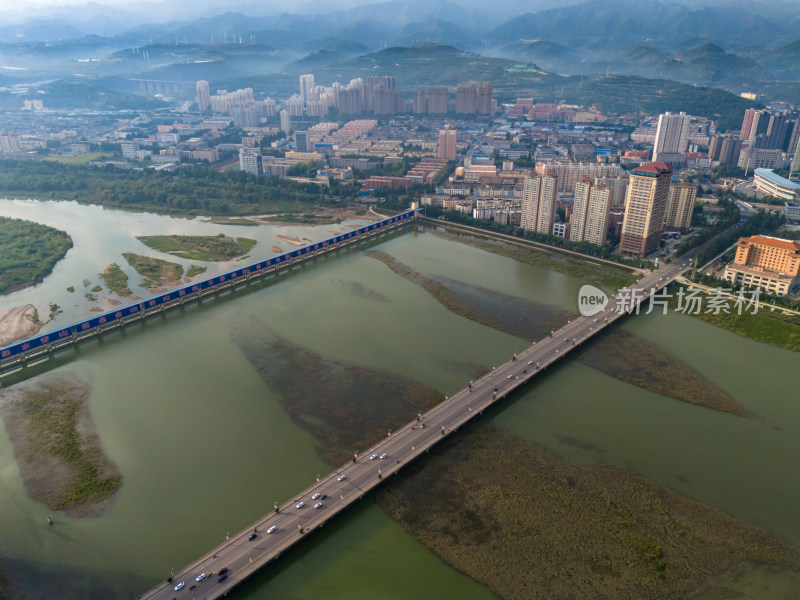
[0,200,798,599]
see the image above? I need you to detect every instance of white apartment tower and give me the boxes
[653,111,690,163]
[280,109,291,134]
[196,80,211,112]
[299,74,315,104]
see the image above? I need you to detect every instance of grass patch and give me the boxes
[0,216,73,295]
[122,252,183,287]
[0,373,121,515]
[100,264,131,296]
[378,423,800,600]
[90,285,102,292]
[186,265,207,278]
[669,284,800,352]
[137,233,256,261]
[207,217,259,226]
[66,286,74,293]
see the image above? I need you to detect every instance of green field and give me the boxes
[0,216,73,295]
[137,234,256,261]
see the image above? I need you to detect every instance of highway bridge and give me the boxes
[140,256,691,600]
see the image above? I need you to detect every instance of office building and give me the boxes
[738,147,784,171]
[653,111,689,163]
[438,125,457,161]
[299,74,315,104]
[521,174,557,235]
[723,235,800,295]
[664,182,697,232]
[239,147,261,176]
[295,131,310,153]
[196,80,211,112]
[619,162,673,258]
[534,162,623,193]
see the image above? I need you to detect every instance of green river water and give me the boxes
[0,200,798,599]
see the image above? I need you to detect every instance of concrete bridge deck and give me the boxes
[141,258,688,600]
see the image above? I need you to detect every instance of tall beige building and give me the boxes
[584,185,611,246]
[455,86,477,114]
[664,182,697,233]
[196,80,211,112]
[571,180,611,245]
[653,111,689,163]
[521,174,557,235]
[478,82,493,115]
[570,180,591,242]
[620,162,672,258]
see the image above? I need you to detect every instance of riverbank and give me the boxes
[0,372,121,516]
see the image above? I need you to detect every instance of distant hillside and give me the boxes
[759,39,800,80]
[390,19,476,49]
[485,0,798,47]
[498,40,580,73]
[285,42,369,72]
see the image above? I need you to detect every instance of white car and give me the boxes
[196,573,206,582]
[314,502,323,509]
[338,475,346,481]
[370,454,378,460]
[379,453,387,459]
[312,492,321,500]
[267,525,277,534]
[528,360,533,365]
[296,501,305,509]
[174,582,185,591]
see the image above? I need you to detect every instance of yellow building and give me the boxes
[722,235,800,295]
[620,162,672,258]
[664,182,697,233]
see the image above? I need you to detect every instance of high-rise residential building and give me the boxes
[723,235,800,295]
[521,174,557,235]
[412,89,427,114]
[280,109,291,134]
[534,162,623,193]
[740,108,758,141]
[738,147,783,171]
[664,182,697,233]
[570,180,591,242]
[478,83,493,115]
[299,74,315,104]
[619,162,673,258]
[571,180,611,245]
[0,133,21,155]
[653,111,689,163]
[583,185,612,246]
[239,147,261,176]
[438,124,457,161]
[285,95,304,117]
[791,145,800,180]
[262,98,277,117]
[427,87,448,114]
[455,86,477,114]
[594,175,628,209]
[196,80,211,112]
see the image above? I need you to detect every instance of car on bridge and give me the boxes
[312,492,321,500]
[314,503,323,509]
[174,582,185,591]
[338,475,346,481]
[248,533,257,541]
[380,453,387,459]
[370,454,378,460]
[296,501,305,508]
[195,573,206,582]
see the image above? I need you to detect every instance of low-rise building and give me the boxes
[723,235,800,295]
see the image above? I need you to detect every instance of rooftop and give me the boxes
[754,168,800,191]
[739,235,800,252]
[633,162,672,176]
